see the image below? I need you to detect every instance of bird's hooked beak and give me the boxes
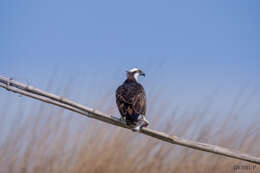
[140,71,145,77]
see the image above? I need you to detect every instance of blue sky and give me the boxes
[0,0,260,123]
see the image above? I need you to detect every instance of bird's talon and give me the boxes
[132,126,141,132]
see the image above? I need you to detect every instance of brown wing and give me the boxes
[132,85,146,115]
[116,81,146,117]
[116,87,127,117]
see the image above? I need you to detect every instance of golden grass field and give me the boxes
[0,84,259,173]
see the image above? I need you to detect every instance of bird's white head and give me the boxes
[127,68,145,81]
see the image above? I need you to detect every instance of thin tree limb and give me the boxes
[0,75,259,165]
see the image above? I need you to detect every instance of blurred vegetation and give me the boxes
[0,83,259,173]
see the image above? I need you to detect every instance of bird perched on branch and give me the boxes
[116,68,149,131]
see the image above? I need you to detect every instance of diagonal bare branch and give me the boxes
[0,75,259,165]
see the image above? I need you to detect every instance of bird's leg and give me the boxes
[132,115,149,132]
[141,115,150,127]
[132,125,141,132]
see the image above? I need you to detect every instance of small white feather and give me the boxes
[128,68,139,72]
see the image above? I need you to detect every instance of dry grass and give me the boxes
[0,84,259,173]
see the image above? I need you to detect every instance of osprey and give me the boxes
[116,68,149,131]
